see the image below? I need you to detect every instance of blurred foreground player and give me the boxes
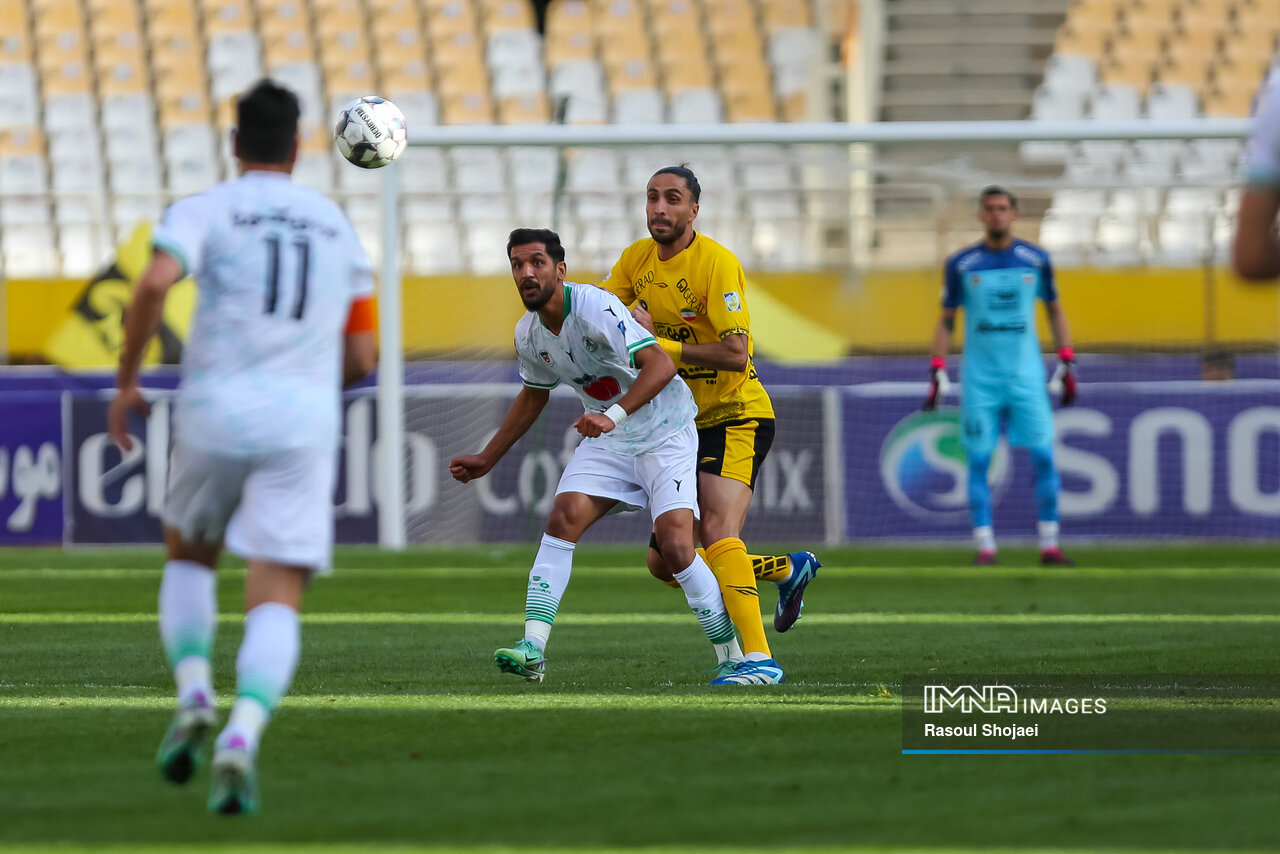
[1233,70,1280,282]
[108,80,378,814]
[449,229,744,683]
[924,186,1076,567]
[599,166,819,685]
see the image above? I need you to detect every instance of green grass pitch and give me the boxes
[3,543,1280,853]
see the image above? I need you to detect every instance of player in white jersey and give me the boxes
[1233,68,1280,281]
[107,81,378,815]
[449,228,745,683]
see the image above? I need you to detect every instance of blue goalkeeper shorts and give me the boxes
[961,379,1055,458]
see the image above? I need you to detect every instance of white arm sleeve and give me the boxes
[1245,70,1280,190]
[151,195,209,277]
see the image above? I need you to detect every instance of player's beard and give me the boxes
[648,217,687,245]
[520,279,555,310]
[986,227,1008,242]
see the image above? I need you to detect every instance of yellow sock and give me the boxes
[705,537,771,657]
[662,577,681,590]
[751,553,792,584]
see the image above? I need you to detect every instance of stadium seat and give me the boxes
[566,148,621,192]
[481,0,536,31]
[59,223,108,276]
[612,88,664,123]
[426,0,481,37]
[497,92,551,123]
[670,88,722,123]
[44,92,97,132]
[1041,53,1099,93]
[451,146,506,193]
[293,152,335,193]
[705,0,757,36]
[389,89,441,127]
[759,0,812,30]
[1145,81,1198,118]
[269,61,325,123]
[545,29,595,67]
[464,221,519,274]
[399,146,450,193]
[0,64,41,128]
[508,147,558,192]
[2,224,60,276]
[407,220,468,274]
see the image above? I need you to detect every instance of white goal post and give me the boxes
[374,117,1252,548]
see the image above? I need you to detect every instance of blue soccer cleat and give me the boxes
[774,551,820,633]
[709,658,785,685]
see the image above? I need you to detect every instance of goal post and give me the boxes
[373,117,1255,548]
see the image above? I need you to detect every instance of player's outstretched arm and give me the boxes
[574,344,676,438]
[1232,189,1280,281]
[923,309,956,411]
[108,249,184,450]
[449,386,550,483]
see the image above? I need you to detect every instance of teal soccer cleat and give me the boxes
[207,739,259,815]
[156,693,217,784]
[494,639,546,683]
[709,658,785,685]
[774,551,821,633]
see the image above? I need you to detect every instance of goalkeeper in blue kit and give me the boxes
[924,186,1077,566]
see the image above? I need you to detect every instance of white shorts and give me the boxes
[163,442,337,573]
[556,423,700,523]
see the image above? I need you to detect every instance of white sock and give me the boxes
[974,526,996,553]
[674,554,739,659]
[523,534,575,651]
[217,602,300,755]
[1038,521,1060,550]
[158,560,217,706]
[744,651,772,663]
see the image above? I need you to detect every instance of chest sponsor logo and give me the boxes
[723,291,742,312]
[572,374,622,401]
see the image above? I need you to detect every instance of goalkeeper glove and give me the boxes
[923,357,951,411]
[1048,347,1077,407]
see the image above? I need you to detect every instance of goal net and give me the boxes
[366,118,1280,547]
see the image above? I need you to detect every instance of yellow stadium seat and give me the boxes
[1157,52,1212,88]
[1109,23,1166,56]
[426,0,480,36]
[380,59,433,92]
[325,61,378,98]
[1166,23,1223,57]
[1236,0,1280,15]
[1225,19,1279,56]
[711,27,764,64]
[653,28,706,65]
[1202,80,1258,116]
[703,0,755,33]
[660,54,714,93]
[373,33,426,68]
[98,60,149,95]
[759,0,811,30]
[719,54,771,92]
[440,89,494,124]
[41,60,94,95]
[298,121,329,152]
[370,4,422,38]
[600,33,650,66]
[593,0,645,36]
[498,91,550,123]
[430,29,486,65]
[259,2,312,37]
[481,0,536,30]
[158,89,212,127]
[35,30,88,71]
[436,54,488,92]
[203,0,254,33]
[89,2,143,36]
[607,57,657,93]
[725,87,776,122]
[1054,21,1112,57]
[780,90,805,121]
[215,94,237,130]
[150,32,203,69]
[545,29,594,66]
[1219,34,1276,70]
[0,127,46,156]
[649,0,699,36]
[1099,51,1154,91]
[1123,0,1179,27]
[154,62,207,99]
[314,5,366,35]
[546,0,592,34]
[262,29,315,64]
[0,3,27,31]
[146,7,200,41]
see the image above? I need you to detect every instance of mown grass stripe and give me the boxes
[6,566,1280,581]
[0,693,889,712]
[5,612,1280,626]
[0,846,1219,854]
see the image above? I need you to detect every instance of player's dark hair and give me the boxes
[651,165,701,203]
[980,184,1018,210]
[507,228,565,263]
[235,80,300,164]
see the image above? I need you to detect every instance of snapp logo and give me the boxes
[879,410,1010,520]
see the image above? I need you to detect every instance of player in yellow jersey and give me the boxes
[599,166,821,685]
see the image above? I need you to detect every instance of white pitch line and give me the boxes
[3,612,1280,626]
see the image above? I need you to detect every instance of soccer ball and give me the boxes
[334,96,407,169]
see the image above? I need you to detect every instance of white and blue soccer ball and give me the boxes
[334,96,407,169]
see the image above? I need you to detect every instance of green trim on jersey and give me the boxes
[563,283,572,318]
[523,379,560,390]
[151,238,190,279]
[536,284,574,333]
[626,336,658,368]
